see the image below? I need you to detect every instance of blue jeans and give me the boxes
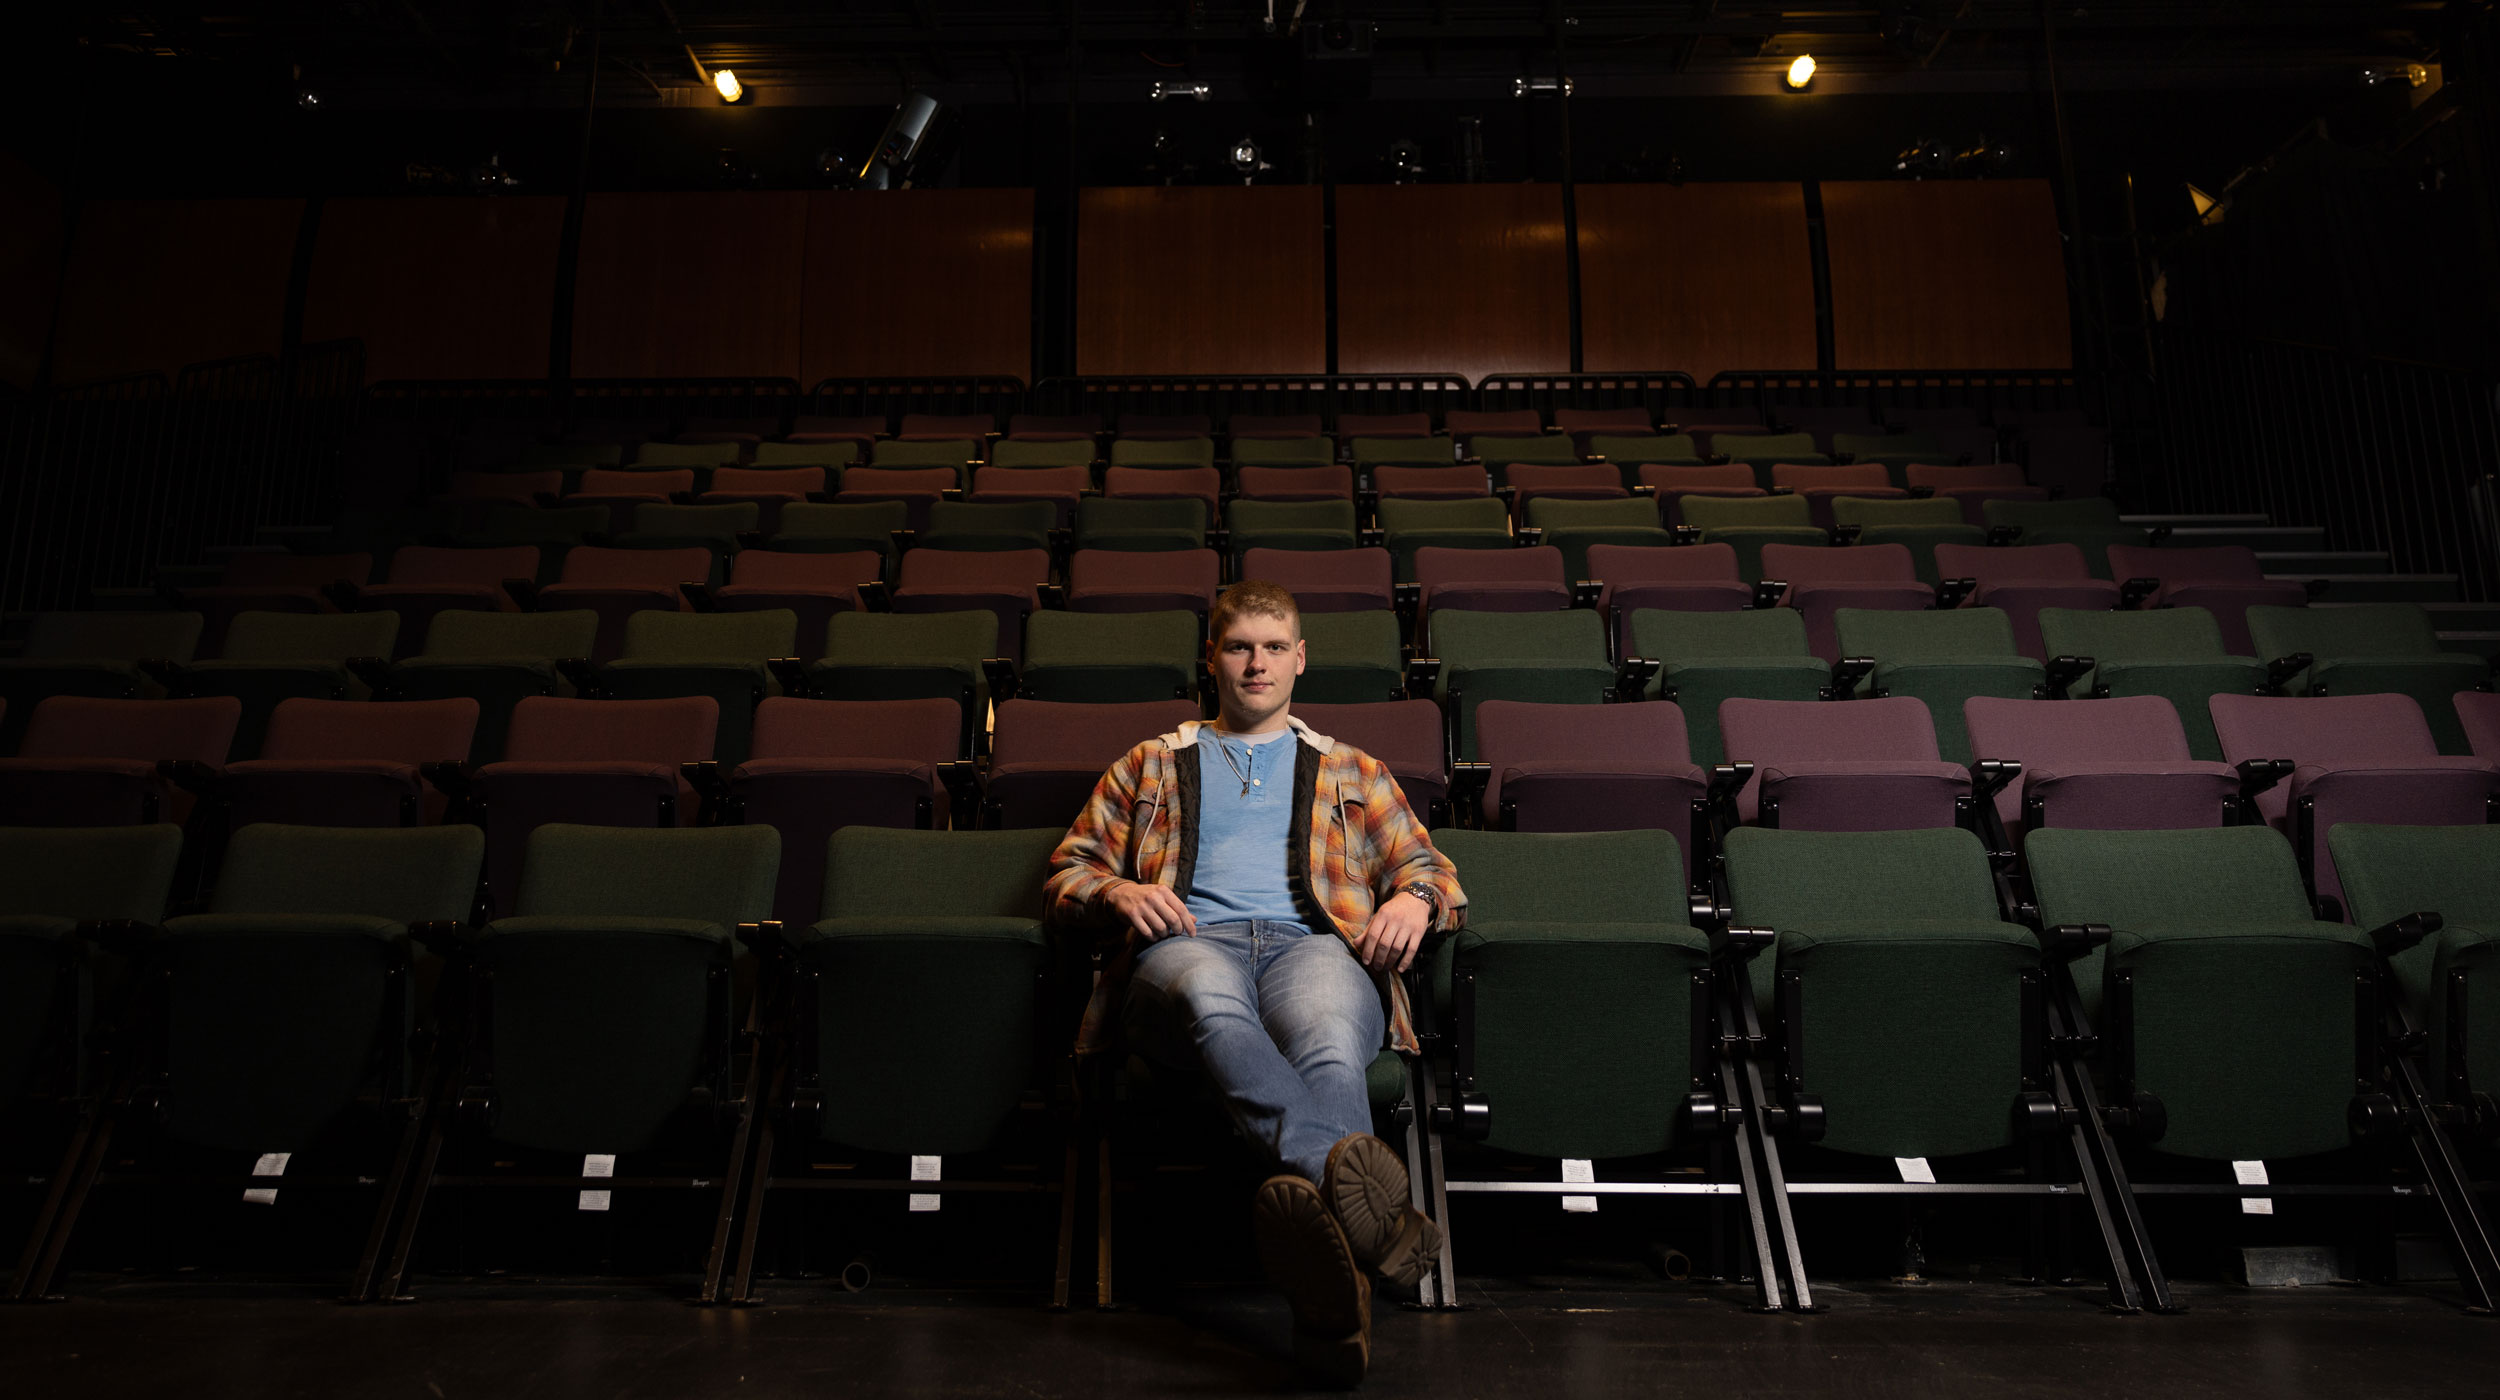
[1126,920,1386,1184]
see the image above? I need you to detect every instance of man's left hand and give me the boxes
[1356,891,1432,973]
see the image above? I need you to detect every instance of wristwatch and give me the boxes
[1398,881,1441,929]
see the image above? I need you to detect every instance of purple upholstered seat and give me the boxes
[1717,695,1970,830]
[731,696,962,926]
[223,697,479,828]
[1907,463,2048,525]
[535,545,712,663]
[1237,464,1356,502]
[1413,546,1570,644]
[1474,698,1709,876]
[1554,408,1655,458]
[1932,542,2120,661]
[1760,542,1932,663]
[343,545,542,659]
[1772,463,1907,528]
[1589,542,1755,655]
[470,695,718,916]
[2106,545,2309,655]
[1963,694,2235,837]
[982,699,1203,831]
[1068,549,1221,618]
[1635,464,1767,526]
[1296,700,1449,826]
[1246,547,1395,615]
[891,548,1051,668]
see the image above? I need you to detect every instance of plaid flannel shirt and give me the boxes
[1046,713,1467,1057]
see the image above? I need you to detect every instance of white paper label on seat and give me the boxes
[1561,1158,1597,1213]
[1895,1157,1936,1185]
[579,1153,616,1212]
[242,1151,292,1206]
[2234,1159,2272,1215]
[910,1154,943,1212]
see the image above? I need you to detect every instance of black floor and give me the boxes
[2,1271,2489,1399]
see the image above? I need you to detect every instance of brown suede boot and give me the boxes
[1322,1132,1445,1290]
[1252,1174,1371,1388]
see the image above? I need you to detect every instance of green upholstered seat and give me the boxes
[0,824,183,1103]
[1630,607,1831,766]
[922,499,1057,554]
[1431,609,1614,762]
[2035,606,2264,762]
[1226,498,1359,558]
[772,501,909,575]
[1232,437,1337,466]
[1679,494,1826,583]
[1378,496,1511,583]
[1075,496,1207,553]
[1019,609,1201,704]
[1296,609,1407,704]
[809,611,998,750]
[752,440,860,468]
[1110,436,1217,468]
[2247,604,2492,755]
[601,610,799,767]
[1526,497,1674,581]
[2329,823,2500,1103]
[1833,607,2045,763]
[387,609,601,764]
[1351,435,1458,467]
[1981,499,2151,580]
[991,438,1096,468]
[177,611,402,760]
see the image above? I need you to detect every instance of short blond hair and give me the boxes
[1208,579,1301,641]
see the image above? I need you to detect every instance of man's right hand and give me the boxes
[1106,879,1196,943]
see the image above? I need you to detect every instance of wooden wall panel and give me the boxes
[571,191,809,380]
[1822,179,2074,369]
[0,151,66,388]
[1076,187,1324,375]
[799,188,1033,384]
[305,197,565,382]
[1576,183,1817,379]
[49,198,303,383]
[1335,184,1570,383]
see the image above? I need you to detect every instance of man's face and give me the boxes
[1208,612,1305,729]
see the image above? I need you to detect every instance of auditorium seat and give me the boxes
[0,696,240,826]
[919,501,1057,556]
[1963,694,2236,838]
[1772,463,1906,527]
[1246,546,1393,614]
[1233,438,1340,469]
[463,503,608,553]
[1014,610,1201,704]
[2209,693,2500,916]
[1719,696,1970,829]
[754,438,863,468]
[1118,413,1212,441]
[1005,412,1102,444]
[891,548,1050,668]
[1337,412,1434,444]
[1631,607,1832,766]
[1600,434,1709,470]
[2246,603,2493,755]
[1908,463,2048,524]
[784,414,885,451]
[706,549,881,661]
[1830,431,1952,475]
[1470,434,1580,475]
[222,697,478,828]
[0,611,204,755]
[0,824,183,1108]
[1412,545,1571,645]
[680,415,782,447]
[1500,465,1627,522]
[1430,609,1617,761]
[1230,413,1325,440]
[1831,497,1985,584]
[1524,497,1674,581]
[1471,698,1711,872]
[1104,465,1223,514]
[722,696,966,926]
[774,501,909,575]
[1293,699,1449,825]
[336,546,540,659]
[631,442,741,470]
[445,469,560,510]
[2329,823,2500,1110]
[531,545,712,663]
[1378,497,1511,582]
[1553,407,1655,457]
[1678,494,1825,583]
[970,463,1090,528]
[1833,607,2045,763]
[1445,409,1545,454]
[180,551,374,653]
[171,611,400,760]
[614,504,754,570]
[899,412,999,444]
[1352,435,1459,472]
[469,695,720,915]
[377,609,600,765]
[1236,463,1356,502]
[1109,435,1216,469]
[1712,432,1828,478]
[840,465,961,530]
[590,610,798,768]
[1295,610,1407,703]
[1067,548,1221,618]
[1759,542,1936,663]
[982,698,1202,829]
[1635,463,1766,525]
[991,437,1096,468]
[1227,499,1360,559]
[2035,605,2264,761]
[1589,544,1755,651]
[1930,542,2118,661]
[1373,463,1491,502]
[702,466,827,532]
[1075,496,1207,553]
[807,611,1000,757]
[2106,544,2309,655]
[1983,498,2150,580]
[568,468,694,534]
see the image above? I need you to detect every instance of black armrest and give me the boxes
[1611,656,1661,701]
[1515,526,1544,547]
[503,577,541,611]
[420,760,472,799]
[680,582,718,611]
[2044,654,2095,698]
[2147,525,2173,545]
[856,579,892,612]
[406,920,471,958]
[2035,922,2112,962]
[139,658,187,690]
[983,657,1021,703]
[556,657,604,696]
[1826,656,1876,697]
[1671,524,1702,546]
[2265,652,2315,693]
[735,919,794,965]
[1750,579,1788,610]
[2302,577,2330,601]
[766,657,810,696]
[1932,577,1977,610]
[322,580,365,612]
[1970,758,2023,800]
[2118,577,2160,610]
[1985,525,2024,547]
[1205,527,1230,554]
[74,917,160,956]
[348,657,400,694]
[1707,762,1755,807]
[1449,760,1491,813]
[2366,912,2442,959]
[1037,583,1067,610]
[1358,527,1386,549]
[939,758,981,813]
[739,529,771,548]
[1906,485,1936,498]
[1709,924,1777,961]
[1826,525,1862,545]
[1402,656,1442,700]
[681,760,730,804]
[2236,758,2295,800]
[154,758,221,797]
[1571,579,1603,610]
[1832,451,1857,465]
[1493,486,1517,511]
[1392,581,1422,623]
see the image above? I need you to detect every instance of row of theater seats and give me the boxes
[9,788,2496,1309]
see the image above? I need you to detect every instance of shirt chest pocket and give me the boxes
[1334,798,1375,887]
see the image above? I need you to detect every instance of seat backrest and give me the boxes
[1108,436,1216,467]
[209,823,484,922]
[777,500,908,540]
[0,824,184,920]
[1831,496,1961,529]
[2209,692,2441,766]
[1023,609,1201,666]
[514,823,778,925]
[1415,545,1565,591]
[847,464,961,491]
[217,551,372,587]
[1007,412,1103,438]
[823,826,1061,920]
[1471,434,1579,466]
[2331,823,2500,933]
[1475,698,1692,769]
[1445,409,1544,436]
[710,466,825,495]
[1377,496,1508,534]
[500,696,719,763]
[1228,498,1359,534]
[1983,497,2123,529]
[557,545,714,587]
[927,499,1056,540]
[387,545,541,587]
[899,412,997,438]
[991,438,1096,467]
[727,549,881,589]
[2027,825,2314,929]
[785,414,886,442]
[1297,608,1403,665]
[749,696,960,763]
[1964,694,2192,766]
[1524,497,1662,530]
[23,611,203,662]
[1292,700,1443,782]
[1230,413,1325,438]
[1553,408,1653,435]
[1429,828,1685,924]
[1719,695,1943,763]
[1104,465,1222,503]
[218,610,399,661]
[1725,826,2000,927]
[1613,440,1715,469]
[824,610,998,666]
[1117,413,1212,438]
[2246,602,2443,661]
[1587,542,1741,585]
[1505,464,1623,494]
[752,441,861,467]
[1772,463,1893,493]
[1431,608,1606,666]
[2035,605,2232,662]
[897,547,1052,593]
[630,443,740,468]
[1713,433,1819,459]
[1908,463,2028,490]
[1076,496,1207,535]
[576,468,693,497]
[1681,494,1811,531]
[991,699,1201,770]
[20,696,242,762]
[2107,544,2265,585]
[423,608,601,659]
[478,504,609,544]
[1241,546,1391,591]
[259,697,479,764]
[1337,412,1433,438]
[1353,436,1460,465]
[1070,548,1222,595]
[619,609,798,662]
[1835,606,2021,662]
[973,464,1091,495]
[1931,542,2090,585]
[1233,440,1340,467]
[628,503,757,541]
[1632,606,1810,659]
[1762,542,1918,585]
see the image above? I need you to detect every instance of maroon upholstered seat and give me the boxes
[891,548,1052,667]
[1245,547,1395,615]
[1636,464,1769,526]
[982,699,1203,831]
[180,552,374,654]
[1229,413,1325,440]
[1068,549,1221,618]
[1772,463,1907,528]
[1589,542,1754,653]
[2459,690,2500,759]
[345,545,541,659]
[1554,408,1655,458]
[470,695,718,915]
[222,697,478,827]
[712,549,881,662]
[1293,700,1448,825]
[730,696,964,925]
[0,696,241,826]
[701,466,827,533]
[1717,695,1970,830]
[535,546,713,662]
[1931,542,2119,661]
[1963,694,2234,838]
[1372,464,1489,501]
[1474,698,1709,877]
[1413,546,1570,646]
[2106,545,2309,655]
[1237,465,1355,502]
[970,463,1090,528]
[1760,542,1932,663]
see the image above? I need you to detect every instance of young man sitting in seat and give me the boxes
[1047,579,1464,1387]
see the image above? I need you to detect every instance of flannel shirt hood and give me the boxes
[1046,711,1466,1058]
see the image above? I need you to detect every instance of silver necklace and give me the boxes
[1214,732,1262,797]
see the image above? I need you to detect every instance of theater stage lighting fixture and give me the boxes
[1230,137,1272,185]
[1786,55,1816,89]
[296,88,323,111]
[713,69,743,102]
[1151,81,1211,101]
[1514,75,1574,97]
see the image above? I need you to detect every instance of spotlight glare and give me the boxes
[713,69,743,103]
[1786,55,1816,89]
